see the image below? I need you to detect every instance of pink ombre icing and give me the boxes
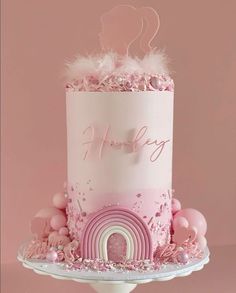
[66,184,172,259]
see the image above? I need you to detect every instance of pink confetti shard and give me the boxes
[66,73,174,93]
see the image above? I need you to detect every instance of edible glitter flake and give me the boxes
[66,73,174,92]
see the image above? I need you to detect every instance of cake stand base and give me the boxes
[90,283,137,293]
[18,247,209,293]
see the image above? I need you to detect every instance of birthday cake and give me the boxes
[23,6,207,271]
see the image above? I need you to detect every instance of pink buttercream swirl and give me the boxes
[66,73,174,92]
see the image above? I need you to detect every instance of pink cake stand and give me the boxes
[17,246,209,293]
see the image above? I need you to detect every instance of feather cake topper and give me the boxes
[66,5,173,92]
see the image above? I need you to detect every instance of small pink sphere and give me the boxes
[46,250,58,262]
[59,227,69,236]
[50,214,67,231]
[175,208,207,236]
[35,207,64,218]
[196,235,207,250]
[171,198,182,214]
[177,251,189,264]
[173,216,189,230]
[52,193,68,209]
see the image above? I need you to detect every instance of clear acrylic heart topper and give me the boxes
[99,5,160,55]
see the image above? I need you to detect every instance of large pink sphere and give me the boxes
[50,214,67,231]
[35,207,64,218]
[175,208,207,236]
[52,193,68,209]
[173,216,189,230]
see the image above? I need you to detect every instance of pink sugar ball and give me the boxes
[196,235,207,250]
[35,207,64,218]
[52,193,68,209]
[46,250,58,262]
[50,214,67,231]
[173,216,189,230]
[171,198,182,214]
[59,227,69,236]
[177,251,189,264]
[175,208,207,236]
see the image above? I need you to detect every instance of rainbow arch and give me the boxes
[80,206,153,261]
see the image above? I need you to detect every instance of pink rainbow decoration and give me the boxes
[80,206,153,261]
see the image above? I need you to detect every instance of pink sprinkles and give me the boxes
[66,73,174,92]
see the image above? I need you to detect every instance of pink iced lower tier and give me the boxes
[66,183,172,261]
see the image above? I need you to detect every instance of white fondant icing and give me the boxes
[66,91,174,194]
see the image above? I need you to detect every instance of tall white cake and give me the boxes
[66,90,174,260]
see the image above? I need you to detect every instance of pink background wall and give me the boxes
[2,0,236,292]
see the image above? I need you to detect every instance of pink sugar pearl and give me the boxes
[52,193,68,209]
[50,214,67,230]
[171,198,181,214]
[173,216,189,230]
[175,208,207,236]
[177,251,189,264]
[46,251,58,262]
[59,227,69,236]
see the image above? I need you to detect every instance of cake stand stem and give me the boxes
[90,283,137,293]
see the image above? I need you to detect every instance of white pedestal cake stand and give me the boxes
[18,248,209,293]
